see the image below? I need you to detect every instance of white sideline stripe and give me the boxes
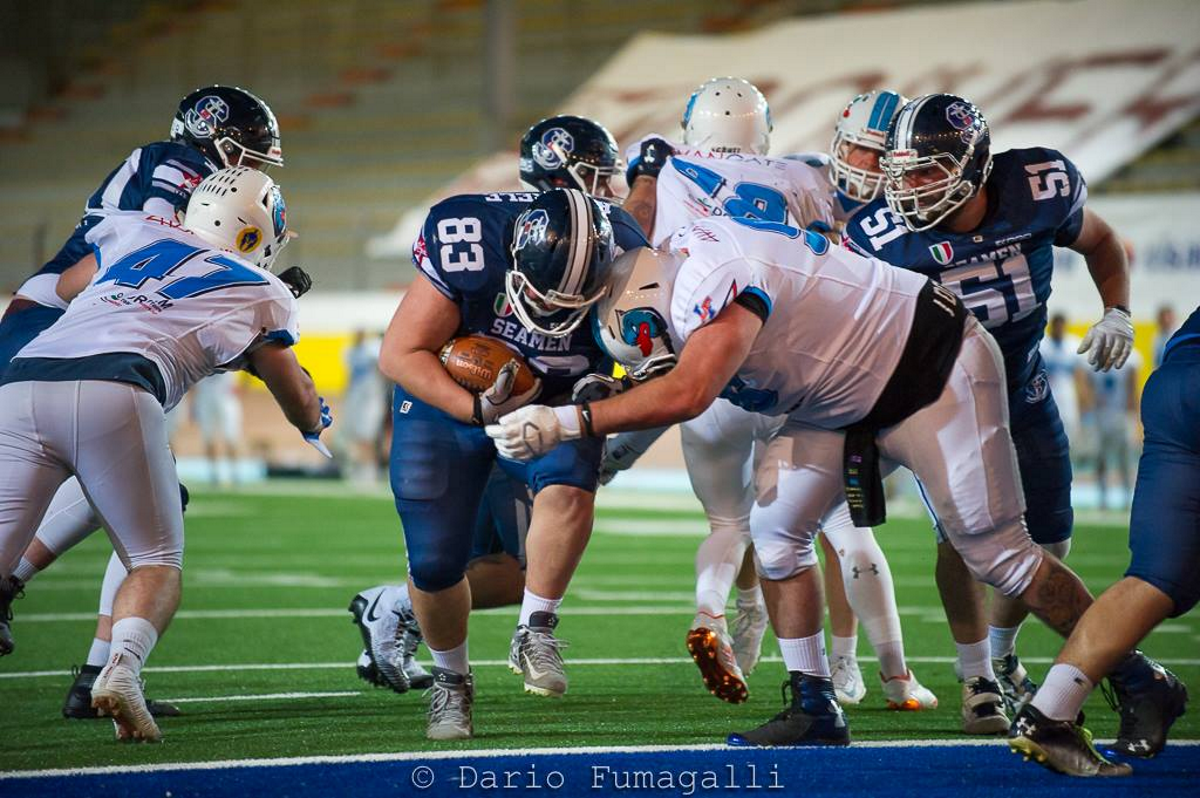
[4,739,1198,780]
[5,655,1199,680]
[161,691,362,704]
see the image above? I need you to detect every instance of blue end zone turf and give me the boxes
[5,743,1199,797]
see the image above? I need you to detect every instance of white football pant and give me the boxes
[752,317,1043,598]
[0,381,184,574]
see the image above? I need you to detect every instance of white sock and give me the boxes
[12,558,38,584]
[391,582,412,614]
[830,633,858,662]
[428,640,469,676]
[736,583,763,607]
[988,624,1022,660]
[956,637,996,681]
[694,524,747,617]
[518,589,561,627]
[778,632,830,678]
[1032,664,1094,721]
[86,637,110,668]
[108,617,158,674]
[873,639,908,680]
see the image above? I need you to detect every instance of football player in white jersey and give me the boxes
[609,79,934,711]
[488,213,1110,747]
[0,168,329,742]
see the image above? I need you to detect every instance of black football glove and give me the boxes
[625,137,674,186]
[278,265,313,299]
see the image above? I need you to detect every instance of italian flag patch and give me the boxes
[929,242,954,265]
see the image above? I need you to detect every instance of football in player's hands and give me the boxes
[440,335,537,395]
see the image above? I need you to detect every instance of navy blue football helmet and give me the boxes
[507,188,616,338]
[519,116,622,198]
[170,85,283,170]
[881,93,992,231]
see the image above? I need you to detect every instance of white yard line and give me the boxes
[3,738,1196,780]
[4,655,1198,681]
[161,691,362,704]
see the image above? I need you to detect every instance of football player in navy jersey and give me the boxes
[347,115,629,700]
[1011,307,1195,776]
[845,94,1176,746]
[378,186,646,740]
[0,85,283,719]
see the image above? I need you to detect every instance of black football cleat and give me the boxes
[1105,653,1188,758]
[0,575,25,656]
[1008,704,1131,777]
[63,664,182,719]
[727,672,850,747]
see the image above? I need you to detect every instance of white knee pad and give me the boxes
[1041,539,1071,560]
[97,551,128,617]
[956,519,1044,597]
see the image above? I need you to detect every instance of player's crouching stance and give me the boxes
[379,188,644,740]
[490,213,1111,748]
[1009,306,1197,777]
[0,168,328,742]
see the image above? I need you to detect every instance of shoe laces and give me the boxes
[426,680,469,720]
[522,628,568,672]
[395,611,423,660]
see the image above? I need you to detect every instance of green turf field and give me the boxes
[1,485,1195,773]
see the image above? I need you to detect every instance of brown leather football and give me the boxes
[439,335,537,394]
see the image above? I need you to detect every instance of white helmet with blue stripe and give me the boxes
[830,90,908,203]
[682,77,772,155]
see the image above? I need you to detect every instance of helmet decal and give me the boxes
[945,101,980,142]
[513,208,550,251]
[533,127,575,169]
[270,187,287,238]
[236,226,262,253]
[185,95,231,139]
[619,308,669,357]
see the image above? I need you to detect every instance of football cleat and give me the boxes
[508,611,569,697]
[0,575,24,656]
[730,599,769,676]
[348,585,432,694]
[961,676,1010,735]
[91,660,162,742]
[881,669,939,711]
[1105,653,1188,758]
[686,612,748,704]
[63,664,181,719]
[1008,704,1131,777]
[728,672,850,747]
[994,653,1038,714]
[831,654,867,706]
[425,667,474,741]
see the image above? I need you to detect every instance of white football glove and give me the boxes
[1077,307,1133,372]
[473,360,542,426]
[486,404,581,461]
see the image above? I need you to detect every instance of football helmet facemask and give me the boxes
[881,93,993,232]
[171,85,284,170]
[507,188,616,338]
[829,89,908,204]
[519,115,623,198]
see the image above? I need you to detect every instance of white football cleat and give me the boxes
[961,676,1011,735]
[831,655,867,706]
[426,667,474,740]
[881,669,939,711]
[348,585,432,693]
[91,660,162,742]
[730,599,769,676]
[686,612,748,704]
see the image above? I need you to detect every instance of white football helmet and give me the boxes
[682,77,772,155]
[184,167,290,270]
[593,247,680,380]
[830,90,908,203]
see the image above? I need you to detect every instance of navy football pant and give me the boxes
[1125,349,1200,616]
[390,388,602,592]
[1009,374,1074,545]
